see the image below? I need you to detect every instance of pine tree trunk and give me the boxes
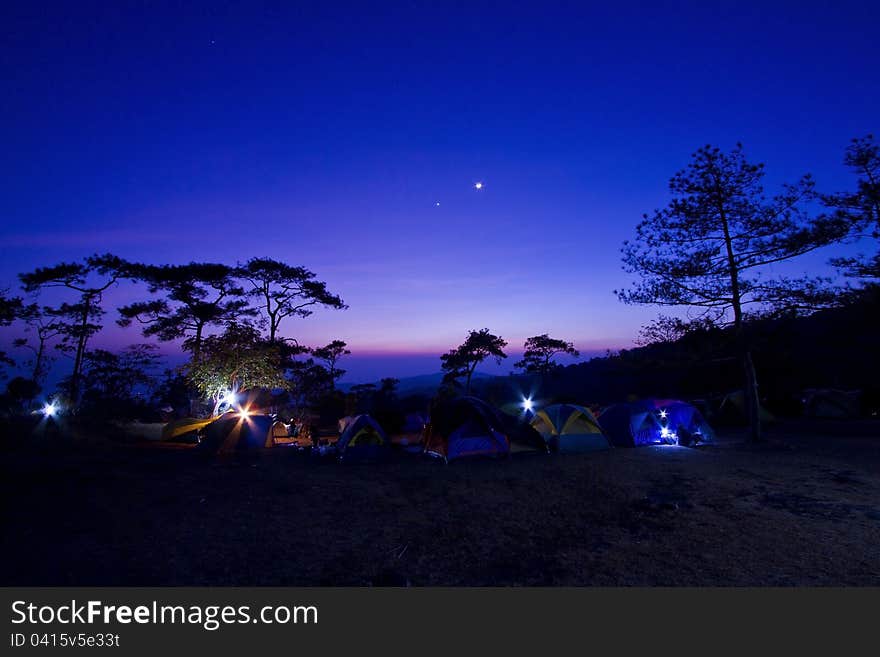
[743,349,762,442]
[189,324,204,416]
[70,302,90,405]
[718,201,762,443]
[269,322,277,343]
[32,340,45,383]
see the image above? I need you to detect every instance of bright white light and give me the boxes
[42,402,57,417]
[660,427,670,438]
[220,389,236,406]
[659,409,667,419]
[474,182,483,190]
[239,407,252,420]
[522,397,534,412]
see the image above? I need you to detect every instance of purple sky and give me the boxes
[1,2,877,382]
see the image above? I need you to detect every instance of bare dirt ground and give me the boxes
[2,419,879,586]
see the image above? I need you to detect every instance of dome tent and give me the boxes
[531,404,610,453]
[501,414,548,453]
[803,388,861,418]
[598,399,714,447]
[335,414,391,462]
[402,413,428,432]
[196,413,275,452]
[392,412,429,452]
[716,390,775,425]
[424,396,509,462]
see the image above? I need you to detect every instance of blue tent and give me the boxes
[335,414,391,462]
[424,396,510,462]
[597,399,714,447]
[197,413,275,452]
[531,404,611,453]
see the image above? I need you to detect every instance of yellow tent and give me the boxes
[161,417,215,441]
[531,404,610,453]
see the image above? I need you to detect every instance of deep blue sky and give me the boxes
[1,1,877,381]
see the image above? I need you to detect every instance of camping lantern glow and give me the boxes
[42,402,57,417]
[657,409,678,444]
[522,397,534,412]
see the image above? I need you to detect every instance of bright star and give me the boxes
[474,182,483,190]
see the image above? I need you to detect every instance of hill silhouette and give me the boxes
[463,286,880,417]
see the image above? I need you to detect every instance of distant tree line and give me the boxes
[439,329,582,395]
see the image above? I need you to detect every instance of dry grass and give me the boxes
[1,420,879,586]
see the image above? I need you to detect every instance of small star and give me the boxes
[435,202,441,207]
[474,182,483,190]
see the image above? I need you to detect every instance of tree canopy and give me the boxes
[81,344,160,403]
[13,303,64,382]
[311,340,351,390]
[119,262,252,361]
[186,322,289,415]
[617,144,847,440]
[236,258,346,342]
[0,292,23,369]
[634,315,717,347]
[515,334,579,374]
[618,145,846,323]
[19,254,133,404]
[440,329,508,394]
[826,134,880,280]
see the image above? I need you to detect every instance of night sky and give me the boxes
[1,2,877,381]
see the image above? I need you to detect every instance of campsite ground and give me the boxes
[2,420,879,586]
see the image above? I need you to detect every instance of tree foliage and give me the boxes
[81,344,160,402]
[826,134,880,280]
[634,315,717,347]
[618,145,846,322]
[440,328,507,394]
[19,254,132,404]
[311,339,350,390]
[236,258,346,342]
[13,303,64,382]
[1,254,350,419]
[0,291,24,369]
[617,144,847,440]
[119,262,253,361]
[0,291,22,325]
[287,356,333,410]
[4,376,41,411]
[185,323,289,412]
[514,334,579,374]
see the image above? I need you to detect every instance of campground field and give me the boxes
[2,420,879,586]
